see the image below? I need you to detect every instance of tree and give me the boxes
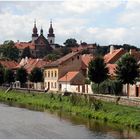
[1,40,19,61]
[21,47,32,58]
[115,54,139,97]
[0,64,4,85]
[29,67,43,83]
[16,67,28,87]
[88,56,109,94]
[4,69,15,84]
[63,38,78,47]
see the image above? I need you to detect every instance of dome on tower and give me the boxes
[48,20,55,37]
[33,20,38,34]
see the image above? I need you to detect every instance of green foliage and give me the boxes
[1,40,19,61]
[4,69,15,84]
[64,38,78,48]
[16,67,28,85]
[21,47,32,58]
[29,67,43,83]
[0,90,140,129]
[92,82,107,94]
[111,80,123,95]
[84,78,91,85]
[116,53,139,85]
[88,56,109,94]
[92,79,123,95]
[0,64,4,85]
[45,53,59,61]
[88,57,109,84]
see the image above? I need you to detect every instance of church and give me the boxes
[15,20,55,58]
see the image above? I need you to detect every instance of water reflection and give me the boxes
[49,110,140,139]
[0,102,140,139]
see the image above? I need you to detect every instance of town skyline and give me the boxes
[0,0,140,47]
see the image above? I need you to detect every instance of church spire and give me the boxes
[32,19,38,42]
[40,26,43,35]
[47,20,55,48]
[48,20,55,37]
[33,20,38,34]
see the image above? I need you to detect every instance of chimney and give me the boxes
[110,45,114,54]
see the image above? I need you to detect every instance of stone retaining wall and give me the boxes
[90,94,140,107]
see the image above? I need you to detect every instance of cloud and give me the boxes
[0,0,139,47]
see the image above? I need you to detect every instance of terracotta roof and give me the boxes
[0,60,18,69]
[81,54,95,67]
[59,71,79,82]
[104,48,126,63]
[71,44,96,52]
[45,52,79,67]
[106,64,117,76]
[16,58,49,73]
[15,42,35,50]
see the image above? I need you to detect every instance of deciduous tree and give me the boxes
[88,56,109,94]
[16,67,28,87]
[115,54,139,97]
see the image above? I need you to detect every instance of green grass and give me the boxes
[0,89,140,130]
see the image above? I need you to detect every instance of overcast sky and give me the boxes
[0,0,140,47]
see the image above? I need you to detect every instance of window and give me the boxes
[55,82,57,88]
[50,40,52,43]
[51,82,53,88]
[51,71,53,77]
[48,71,50,77]
[44,72,46,77]
[55,71,57,77]
[77,55,79,59]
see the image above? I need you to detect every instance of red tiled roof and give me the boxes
[59,71,79,82]
[16,58,50,73]
[0,60,18,69]
[45,52,79,67]
[104,48,126,63]
[15,42,35,50]
[107,64,117,76]
[81,54,95,67]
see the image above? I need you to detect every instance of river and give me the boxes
[0,103,139,139]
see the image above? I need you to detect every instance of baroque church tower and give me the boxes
[47,20,55,49]
[32,20,38,42]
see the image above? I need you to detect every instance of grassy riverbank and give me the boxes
[0,89,140,129]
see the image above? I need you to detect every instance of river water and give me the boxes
[0,103,139,139]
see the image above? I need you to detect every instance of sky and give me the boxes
[0,0,140,47]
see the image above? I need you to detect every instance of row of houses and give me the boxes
[1,46,140,97]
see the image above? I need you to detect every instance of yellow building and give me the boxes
[44,52,82,92]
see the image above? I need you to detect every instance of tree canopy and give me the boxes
[21,46,32,58]
[116,54,139,85]
[0,64,4,85]
[1,40,19,61]
[88,57,109,93]
[16,67,28,85]
[29,67,43,83]
[4,68,15,84]
[63,38,78,48]
[115,54,139,97]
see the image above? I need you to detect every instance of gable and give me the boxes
[35,35,49,45]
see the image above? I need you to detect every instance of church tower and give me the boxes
[40,26,43,35]
[32,20,38,42]
[47,20,55,48]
